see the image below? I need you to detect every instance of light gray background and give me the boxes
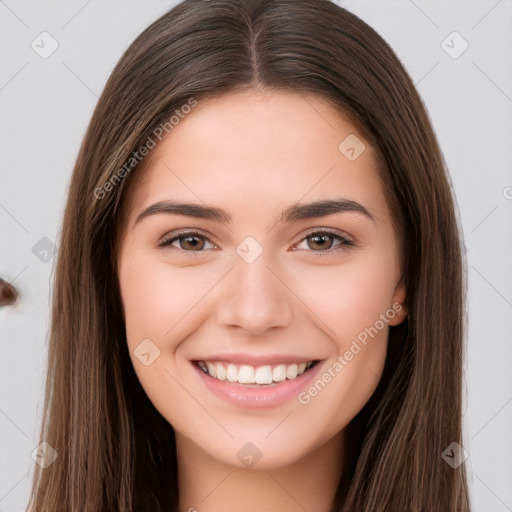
[0,1,511,511]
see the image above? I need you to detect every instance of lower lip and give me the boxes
[192,361,324,409]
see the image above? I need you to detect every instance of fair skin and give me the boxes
[117,89,407,512]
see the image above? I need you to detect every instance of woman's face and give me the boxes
[117,89,407,470]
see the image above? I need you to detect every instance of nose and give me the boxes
[215,253,294,336]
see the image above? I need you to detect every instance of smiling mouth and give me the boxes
[194,360,319,385]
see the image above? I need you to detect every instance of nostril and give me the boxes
[0,277,18,307]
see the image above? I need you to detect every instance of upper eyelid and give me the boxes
[296,228,353,243]
[158,229,217,247]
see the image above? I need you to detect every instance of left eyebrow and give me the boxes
[280,199,376,224]
[134,198,376,227]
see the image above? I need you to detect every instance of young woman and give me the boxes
[27,0,470,510]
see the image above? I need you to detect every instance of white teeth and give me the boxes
[227,364,238,382]
[272,364,287,382]
[197,360,314,384]
[255,365,273,384]
[286,364,298,380]
[215,363,226,380]
[206,362,217,379]
[238,365,255,384]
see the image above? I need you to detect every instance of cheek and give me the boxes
[119,252,215,343]
[289,256,394,434]
[289,250,397,343]
[118,252,211,420]
[286,250,396,409]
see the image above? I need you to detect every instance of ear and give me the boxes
[388,275,407,326]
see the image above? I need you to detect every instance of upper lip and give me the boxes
[191,353,320,366]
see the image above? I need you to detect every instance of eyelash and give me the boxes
[157,229,355,257]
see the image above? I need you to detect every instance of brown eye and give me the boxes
[295,230,354,254]
[177,235,206,250]
[307,233,336,251]
[158,231,216,254]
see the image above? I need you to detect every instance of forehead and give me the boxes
[120,89,386,229]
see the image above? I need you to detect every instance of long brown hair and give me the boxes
[27,0,470,510]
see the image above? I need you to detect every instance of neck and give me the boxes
[176,430,345,512]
